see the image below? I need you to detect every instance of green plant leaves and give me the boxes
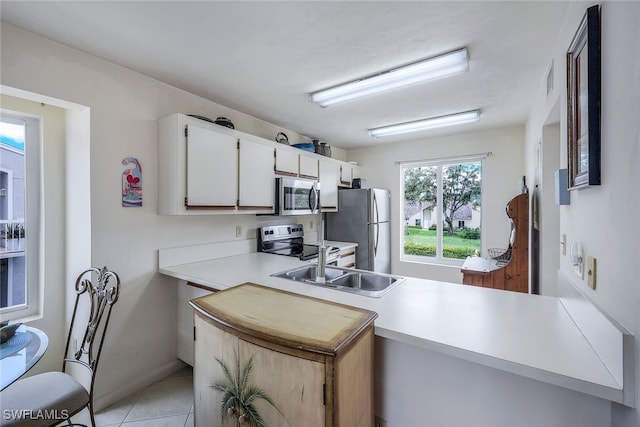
[211,353,289,427]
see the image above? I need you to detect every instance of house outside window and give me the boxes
[402,158,483,264]
[1,113,40,320]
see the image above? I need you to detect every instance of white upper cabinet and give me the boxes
[299,154,318,180]
[238,138,275,212]
[352,164,361,180]
[339,163,351,186]
[186,123,238,209]
[339,163,358,187]
[319,159,338,212]
[158,113,360,215]
[275,147,319,179]
[158,114,239,215]
[274,147,299,176]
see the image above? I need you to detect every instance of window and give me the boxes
[402,158,483,264]
[1,113,40,320]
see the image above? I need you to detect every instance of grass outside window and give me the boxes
[404,227,480,260]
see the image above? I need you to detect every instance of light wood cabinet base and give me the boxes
[191,283,377,426]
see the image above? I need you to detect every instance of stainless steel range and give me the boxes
[258,224,339,263]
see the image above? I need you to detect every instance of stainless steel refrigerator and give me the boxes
[326,188,391,273]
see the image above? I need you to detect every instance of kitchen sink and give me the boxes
[271,265,404,298]
[330,272,399,292]
[279,265,347,282]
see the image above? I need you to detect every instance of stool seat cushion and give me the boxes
[1,371,89,427]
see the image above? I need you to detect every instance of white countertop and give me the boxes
[159,251,624,403]
[306,240,358,250]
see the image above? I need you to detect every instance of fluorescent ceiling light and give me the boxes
[368,110,480,138]
[309,48,468,107]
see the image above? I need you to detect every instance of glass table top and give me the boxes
[0,324,49,390]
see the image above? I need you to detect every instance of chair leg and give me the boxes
[88,402,96,427]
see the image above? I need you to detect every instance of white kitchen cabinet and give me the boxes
[158,113,238,215]
[186,123,238,208]
[159,113,361,215]
[336,245,357,269]
[177,282,213,365]
[319,159,339,212]
[276,147,319,179]
[299,153,319,179]
[339,163,353,187]
[352,164,361,180]
[238,138,275,212]
[274,147,299,176]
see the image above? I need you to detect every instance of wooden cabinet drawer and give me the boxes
[337,248,356,268]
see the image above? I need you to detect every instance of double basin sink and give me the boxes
[271,264,404,298]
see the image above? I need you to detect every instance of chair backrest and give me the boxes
[62,267,120,398]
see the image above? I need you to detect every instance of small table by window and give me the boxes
[0,324,48,390]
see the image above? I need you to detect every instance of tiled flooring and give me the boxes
[69,366,194,427]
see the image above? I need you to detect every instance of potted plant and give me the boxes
[211,353,289,427]
[2,221,25,251]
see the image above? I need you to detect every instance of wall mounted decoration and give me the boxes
[566,5,601,189]
[122,157,142,207]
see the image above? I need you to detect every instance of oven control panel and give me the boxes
[259,224,304,242]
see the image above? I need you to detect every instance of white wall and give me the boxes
[524,2,640,424]
[348,126,525,283]
[0,23,317,408]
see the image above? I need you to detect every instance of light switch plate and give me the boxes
[587,256,597,289]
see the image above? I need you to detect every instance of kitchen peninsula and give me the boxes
[158,240,633,426]
[191,283,377,426]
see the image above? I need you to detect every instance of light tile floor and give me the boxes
[68,366,194,427]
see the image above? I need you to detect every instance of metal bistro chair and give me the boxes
[2,267,120,427]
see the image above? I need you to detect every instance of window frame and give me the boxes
[400,156,485,267]
[0,112,42,321]
[0,168,15,222]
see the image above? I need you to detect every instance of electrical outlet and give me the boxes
[235,225,242,238]
[587,256,597,290]
[374,416,388,427]
[570,241,584,279]
[309,220,314,231]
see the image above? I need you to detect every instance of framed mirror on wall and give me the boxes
[566,4,601,189]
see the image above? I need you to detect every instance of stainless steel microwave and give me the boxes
[275,177,320,216]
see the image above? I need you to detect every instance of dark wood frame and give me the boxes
[566,5,601,189]
[461,192,529,293]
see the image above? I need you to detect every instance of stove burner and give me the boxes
[258,224,339,261]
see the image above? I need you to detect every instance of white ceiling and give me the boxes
[0,1,569,149]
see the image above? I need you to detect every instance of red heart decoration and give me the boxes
[126,174,134,183]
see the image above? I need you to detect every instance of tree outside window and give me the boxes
[402,159,482,262]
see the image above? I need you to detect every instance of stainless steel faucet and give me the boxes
[315,244,333,283]
[315,220,332,283]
